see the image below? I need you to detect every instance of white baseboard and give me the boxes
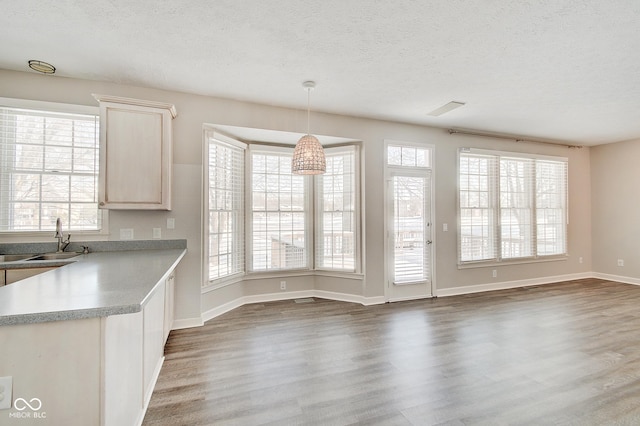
[201,297,245,324]
[201,290,385,323]
[388,294,433,303]
[592,272,640,286]
[314,290,385,306]
[242,290,316,305]
[196,271,620,326]
[436,272,593,297]
[171,317,204,330]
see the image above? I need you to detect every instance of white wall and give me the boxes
[0,69,594,325]
[591,138,640,281]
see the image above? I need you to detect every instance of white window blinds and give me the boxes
[206,133,245,282]
[0,105,101,232]
[536,159,567,256]
[391,173,431,283]
[459,153,496,262]
[315,146,357,271]
[458,149,568,264]
[500,157,534,259]
[205,138,361,281]
[250,148,307,271]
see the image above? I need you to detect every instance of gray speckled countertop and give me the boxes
[0,247,186,326]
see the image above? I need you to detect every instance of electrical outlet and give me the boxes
[579,257,583,264]
[280,281,286,290]
[618,259,624,267]
[443,223,448,232]
[120,228,134,240]
[0,376,12,410]
[492,269,497,278]
[153,228,161,239]
[167,218,175,229]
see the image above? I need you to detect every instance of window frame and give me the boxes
[204,129,246,286]
[457,147,568,267]
[247,144,313,273]
[314,145,361,273]
[202,133,363,290]
[0,97,108,236]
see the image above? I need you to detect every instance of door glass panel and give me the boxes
[393,175,430,283]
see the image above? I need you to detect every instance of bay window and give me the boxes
[205,133,361,287]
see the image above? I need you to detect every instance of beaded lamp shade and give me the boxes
[292,134,326,174]
[292,81,326,175]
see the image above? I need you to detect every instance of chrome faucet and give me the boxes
[55,218,71,253]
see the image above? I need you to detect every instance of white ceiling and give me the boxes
[2,0,639,146]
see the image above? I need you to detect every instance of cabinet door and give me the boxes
[94,95,176,210]
[143,281,166,405]
[103,311,144,426]
[163,271,175,344]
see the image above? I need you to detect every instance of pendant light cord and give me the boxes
[306,87,311,135]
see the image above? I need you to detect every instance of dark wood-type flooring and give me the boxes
[143,279,640,425]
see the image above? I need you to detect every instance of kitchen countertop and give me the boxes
[0,248,186,326]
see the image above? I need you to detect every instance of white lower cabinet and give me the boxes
[0,268,177,426]
[143,280,166,406]
[103,310,144,426]
[163,271,175,344]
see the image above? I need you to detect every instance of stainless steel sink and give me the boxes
[27,253,80,261]
[0,254,35,262]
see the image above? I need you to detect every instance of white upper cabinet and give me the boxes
[93,94,177,210]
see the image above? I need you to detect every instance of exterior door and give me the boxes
[386,170,433,301]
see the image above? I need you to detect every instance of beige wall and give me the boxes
[591,138,640,279]
[0,69,594,325]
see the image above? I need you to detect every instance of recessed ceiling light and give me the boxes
[427,101,465,117]
[28,60,56,74]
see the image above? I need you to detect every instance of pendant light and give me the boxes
[292,81,326,175]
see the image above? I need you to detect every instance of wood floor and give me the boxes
[143,278,640,425]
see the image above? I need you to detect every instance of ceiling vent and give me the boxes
[427,101,465,117]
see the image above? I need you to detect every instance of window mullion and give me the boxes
[492,156,499,262]
[531,160,538,258]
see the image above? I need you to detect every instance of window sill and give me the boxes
[0,229,109,243]
[202,269,365,293]
[202,273,245,293]
[458,255,569,270]
[314,270,364,280]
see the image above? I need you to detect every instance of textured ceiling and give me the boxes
[1,0,639,145]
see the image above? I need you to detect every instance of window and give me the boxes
[0,104,101,232]
[315,146,358,271]
[204,136,362,287]
[500,156,534,259]
[250,146,307,271]
[458,148,567,264]
[206,132,245,281]
[387,144,430,167]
